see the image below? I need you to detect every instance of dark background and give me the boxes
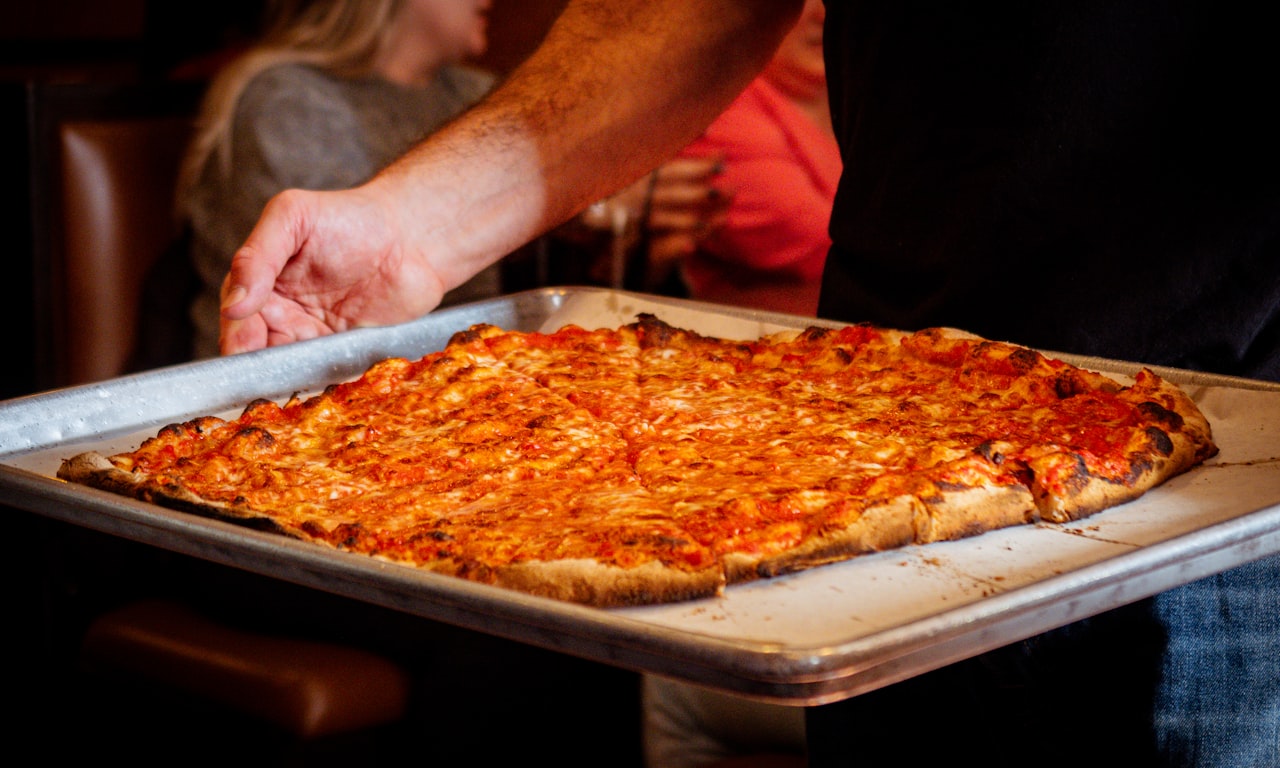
[0,0,566,82]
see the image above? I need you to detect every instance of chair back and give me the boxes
[26,80,203,389]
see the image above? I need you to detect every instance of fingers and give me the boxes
[648,154,731,224]
[653,154,725,183]
[220,289,333,355]
[649,187,732,221]
[218,189,326,356]
[647,204,727,234]
[648,231,700,264]
[650,181,730,207]
[219,282,268,356]
[220,190,313,322]
[644,169,730,259]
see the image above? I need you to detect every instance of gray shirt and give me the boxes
[183,62,498,359]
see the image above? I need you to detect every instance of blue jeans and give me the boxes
[1153,552,1280,767]
[809,553,1280,767]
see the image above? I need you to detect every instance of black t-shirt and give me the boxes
[819,0,1280,381]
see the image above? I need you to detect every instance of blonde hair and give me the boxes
[177,0,403,207]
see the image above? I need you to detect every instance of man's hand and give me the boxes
[219,186,447,355]
[645,155,731,265]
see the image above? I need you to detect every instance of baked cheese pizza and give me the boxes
[59,314,1218,607]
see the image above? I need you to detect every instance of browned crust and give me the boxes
[365,552,727,608]
[1027,455,1152,523]
[725,484,1039,583]
[57,451,295,534]
[58,450,137,493]
[1026,372,1218,523]
[723,494,921,583]
[489,558,726,607]
[1140,373,1219,468]
[1026,443,1197,524]
[915,483,1039,543]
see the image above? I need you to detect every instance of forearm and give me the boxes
[366,0,803,292]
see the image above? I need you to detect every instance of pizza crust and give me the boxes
[916,483,1039,543]
[58,450,297,534]
[491,558,727,606]
[58,450,136,492]
[723,494,920,582]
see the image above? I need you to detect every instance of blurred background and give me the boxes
[0,0,565,81]
[0,0,568,400]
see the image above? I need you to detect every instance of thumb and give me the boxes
[221,190,312,320]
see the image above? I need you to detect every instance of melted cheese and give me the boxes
[100,316,1216,606]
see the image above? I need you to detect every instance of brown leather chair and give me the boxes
[26,80,202,390]
[58,112,191,383]
[25,80,411,748]
[80,598,412,740]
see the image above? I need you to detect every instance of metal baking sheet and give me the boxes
[4,286,1280,705]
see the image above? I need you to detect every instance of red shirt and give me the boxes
[679,77,842,316]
